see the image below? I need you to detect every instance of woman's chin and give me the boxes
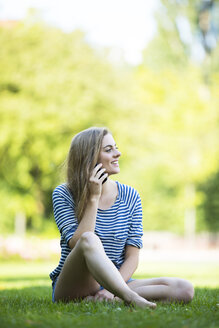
[108,168,120,175]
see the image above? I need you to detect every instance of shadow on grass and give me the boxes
[0,276,49,282]
[0,285,52,304]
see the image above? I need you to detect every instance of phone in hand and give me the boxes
[95,164,108,184]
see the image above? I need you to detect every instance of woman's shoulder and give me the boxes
[116,181,140,202]
[52,183,73,202]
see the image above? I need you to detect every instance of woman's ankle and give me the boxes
[122,289,138,304]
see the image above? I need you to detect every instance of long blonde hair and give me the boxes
[67,127,109,221]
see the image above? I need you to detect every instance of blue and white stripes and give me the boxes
[49,181,143,282]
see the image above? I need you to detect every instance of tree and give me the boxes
[198,170,219,233]
[0,21,127,233]
[129,0,219,234]
[1,7,218,236]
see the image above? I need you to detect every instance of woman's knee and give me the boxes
[176,279,194,303]
[79,231,102,254]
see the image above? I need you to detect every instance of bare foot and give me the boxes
[84,293,156,309]
[125,291,157,309]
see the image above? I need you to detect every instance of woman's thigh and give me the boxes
[54,237,100,302]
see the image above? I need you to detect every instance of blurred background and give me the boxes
[0,0,218,283]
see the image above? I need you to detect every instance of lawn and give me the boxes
[0,260,218,328]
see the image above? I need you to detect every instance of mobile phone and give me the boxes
[95,164,108,184]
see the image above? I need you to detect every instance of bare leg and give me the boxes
[127,277,194,303]
[54,232,156,308]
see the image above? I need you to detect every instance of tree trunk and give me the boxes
[15,212,26,237]
[184,183,196,240]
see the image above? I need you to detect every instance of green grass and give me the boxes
[0,261,218,328]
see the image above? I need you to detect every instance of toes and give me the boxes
[149,302,157,309]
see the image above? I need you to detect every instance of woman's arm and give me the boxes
[119,190,143,281]
[68,163,107,249]
[119,245,140,281]
[68,198,99,249]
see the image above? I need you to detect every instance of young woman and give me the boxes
[50,127,194,308]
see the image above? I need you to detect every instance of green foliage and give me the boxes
[121,64,219,232]
[198,171,219,232]
[0,22,127,233]
[133,0,219,232]
[0,2,219,234]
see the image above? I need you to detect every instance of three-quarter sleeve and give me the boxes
[52,186,78,245]
[126,192,143,249]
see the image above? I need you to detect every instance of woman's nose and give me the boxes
[114,149,121,157]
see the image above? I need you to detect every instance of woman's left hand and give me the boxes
[93,289,115,302]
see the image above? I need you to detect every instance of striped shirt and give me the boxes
[49,181,143,282]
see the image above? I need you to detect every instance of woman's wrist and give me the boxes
[89,195,100,203]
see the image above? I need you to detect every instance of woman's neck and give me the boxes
[101,178,115,196]
[98,179,118,210]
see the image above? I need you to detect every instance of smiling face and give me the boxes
[97,133,121,176]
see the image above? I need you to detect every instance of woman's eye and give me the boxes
[105,146,118,152]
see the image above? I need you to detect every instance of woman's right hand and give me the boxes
[89,163,108,199]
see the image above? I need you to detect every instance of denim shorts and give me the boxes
[52,278,58,303]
